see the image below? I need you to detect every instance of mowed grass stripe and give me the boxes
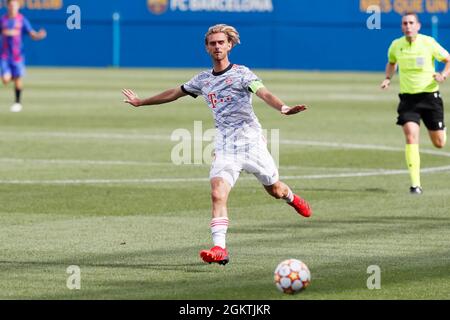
[0,68,449,299]
[2,165,450,185]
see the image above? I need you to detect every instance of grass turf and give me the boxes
[0,68,449,299]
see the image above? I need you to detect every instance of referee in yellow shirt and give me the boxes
[381,12,450,194]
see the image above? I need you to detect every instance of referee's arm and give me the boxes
[381,62,397,89]
[434,55,450,83]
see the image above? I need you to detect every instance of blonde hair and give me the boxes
[205,24,241,47]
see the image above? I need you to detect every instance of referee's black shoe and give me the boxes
[410,186,423,195]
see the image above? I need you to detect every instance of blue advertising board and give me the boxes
[1,0,449,71]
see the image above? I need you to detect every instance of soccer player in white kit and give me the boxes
[122,24,312,265]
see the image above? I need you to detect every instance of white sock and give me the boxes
[284,188,294,203]
[210,217,229,249]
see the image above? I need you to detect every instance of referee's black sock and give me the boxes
[15,88,22,103]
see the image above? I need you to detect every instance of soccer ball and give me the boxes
[274,259,311,294]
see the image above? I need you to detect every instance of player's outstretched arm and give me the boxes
[255,87,307,115]
[30,29,47,41]
[122,87,187,107]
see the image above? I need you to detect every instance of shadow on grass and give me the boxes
[0,243,223,277]
[301,187,388,194]
[232,214,450,236]
[0,260,206,270]
[26,250,450,300]
[1,213,449,299]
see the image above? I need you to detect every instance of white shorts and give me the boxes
[209,142,279,188]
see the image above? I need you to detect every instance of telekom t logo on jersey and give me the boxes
[208,93,232,109]
[208,93,218,108]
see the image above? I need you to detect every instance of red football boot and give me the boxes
[288,194,312,218]
[200,246,229,265]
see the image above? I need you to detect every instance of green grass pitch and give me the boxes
[0,67,449,299]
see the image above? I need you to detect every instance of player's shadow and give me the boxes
[0,245,216,274]
[232,214,450,237]
[301,187,388,193]
[0,259,205,268]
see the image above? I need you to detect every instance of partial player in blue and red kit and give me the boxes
[0,0,46,112]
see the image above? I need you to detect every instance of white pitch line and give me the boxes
[1,132,449,184]
[0,131,168,141]
[0,177,210,185]
[0,158,386,172]
[2,130,450,158]
[281,165,450,180]
[279,140,450,158]
[0,158,171,166]
[1,165,450,185]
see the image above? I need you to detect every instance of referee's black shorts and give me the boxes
[397,91,445,130]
